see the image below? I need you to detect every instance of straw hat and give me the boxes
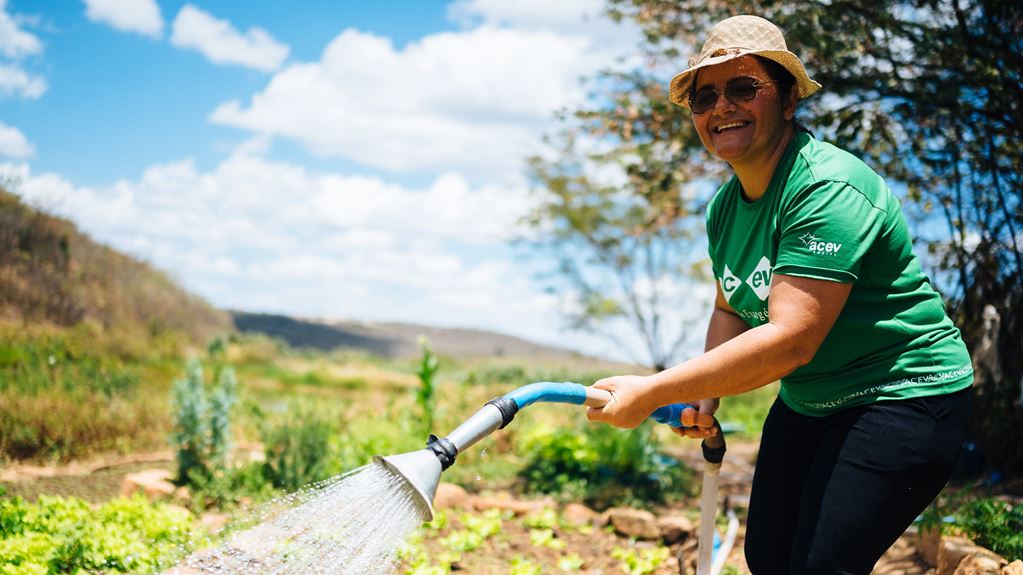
[669,15,822,109]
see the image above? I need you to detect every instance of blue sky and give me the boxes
[0,0,710,361]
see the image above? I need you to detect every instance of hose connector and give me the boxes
[427,434,458,470]
[485,396,520,429]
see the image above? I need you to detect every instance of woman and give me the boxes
[585,15,973,574]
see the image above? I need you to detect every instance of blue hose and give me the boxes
[503,381,693,428]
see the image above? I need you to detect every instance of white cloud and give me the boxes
[0,148,565,345]
[0,63,46,99]
[210,4,643,180]
[170,4,290,72]
[0,121,33,158]
[0,0,42,59]
[83,0,163,38]
[0,0,45,100]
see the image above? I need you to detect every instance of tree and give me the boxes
[530,0,1022,470]
[523,68,718,369]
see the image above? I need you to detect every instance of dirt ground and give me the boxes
[1,442,932,575]
[396,439,930,574]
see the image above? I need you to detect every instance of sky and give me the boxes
[0,0,708,362]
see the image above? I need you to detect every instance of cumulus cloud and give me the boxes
[82,0,163,38]
[0,148,565,343]
[0,121,33,158]
[0,0,46,99]
[171,4,290,72]
[210,3,643,180]
[0,0,42,58]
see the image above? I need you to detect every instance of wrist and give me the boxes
[642,373,673,410]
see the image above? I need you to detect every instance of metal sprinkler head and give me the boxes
[375,449,442,522]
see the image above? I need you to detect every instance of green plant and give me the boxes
[0,494,199,574]
[186,460,275,510]
[415,337,439,434]
[171,359,209,483]
[261,402,339,491]
[558,553,585,572]
[170,359,238,486]
[954,497,1023,560]
[508,557,542,575]
[518,419,695,508]
[611,546,670,575]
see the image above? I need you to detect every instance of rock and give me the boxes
[434,482,472,509]
[1002,560,1023,575]
[200,511,229,534]
[953,552,1006,575]
[605,507,660,540]
[657,515,695,545]
[563,503,598,526]
[471,491,555,516]
[939,536,1005,575]
[121,468,176,500]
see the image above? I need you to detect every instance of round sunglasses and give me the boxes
[689,77,776,114]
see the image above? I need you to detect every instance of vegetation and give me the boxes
[170,359,239,486]
[926,488,1023,561]
[260,401,340,492]
[518,418,695,508]
[0,490,200,574]
[414,338,440,436]
[0,187,229,343]
[0,324,171,461]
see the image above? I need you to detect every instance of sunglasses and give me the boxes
[689,77,776,114]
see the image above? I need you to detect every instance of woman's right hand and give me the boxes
[670,398,720,439]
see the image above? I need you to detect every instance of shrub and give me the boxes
[955,497,1023,560]
[261,402,339,491]
[0,492,200,574]
[517,420,695,508]
[170,359,238,485]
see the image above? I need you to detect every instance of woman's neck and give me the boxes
[733,126,795,202]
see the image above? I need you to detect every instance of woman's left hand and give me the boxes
[585,375,657,429]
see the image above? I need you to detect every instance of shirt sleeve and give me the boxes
[773,181,887,283]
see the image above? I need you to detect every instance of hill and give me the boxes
[0,187,230,343]
[0,185,595,363]
[232,311,593,361]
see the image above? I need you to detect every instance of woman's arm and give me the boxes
[586,274,852,428]
[673,285,751,438]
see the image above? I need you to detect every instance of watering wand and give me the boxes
[375,381,728,571]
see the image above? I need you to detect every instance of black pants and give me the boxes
[744,387,972,574]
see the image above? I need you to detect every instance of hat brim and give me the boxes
[669,50,822,109]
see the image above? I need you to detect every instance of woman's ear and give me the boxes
[783,86,798,121]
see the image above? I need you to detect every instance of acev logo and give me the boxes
[718,258,773,303]
[799,232,842,255]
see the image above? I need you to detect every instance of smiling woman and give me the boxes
[584,14,974,575]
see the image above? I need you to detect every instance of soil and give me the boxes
[1,443,932,575]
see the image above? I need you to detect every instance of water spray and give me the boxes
[376,381,729,574]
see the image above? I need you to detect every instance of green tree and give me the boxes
[532,0,1022,469]
[524,69,717,369]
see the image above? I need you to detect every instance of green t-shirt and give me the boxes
[706,132,973,416]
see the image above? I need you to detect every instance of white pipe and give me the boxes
[696,460,721,575]
[711,508,739,575]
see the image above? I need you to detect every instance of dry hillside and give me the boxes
[0,187,230,342]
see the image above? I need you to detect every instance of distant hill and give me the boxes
[0,185,596,362]
[232,311,592,361]
[0,187,230,342]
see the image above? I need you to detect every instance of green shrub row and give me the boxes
[517,419,696,508]
[0,490,200,574]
